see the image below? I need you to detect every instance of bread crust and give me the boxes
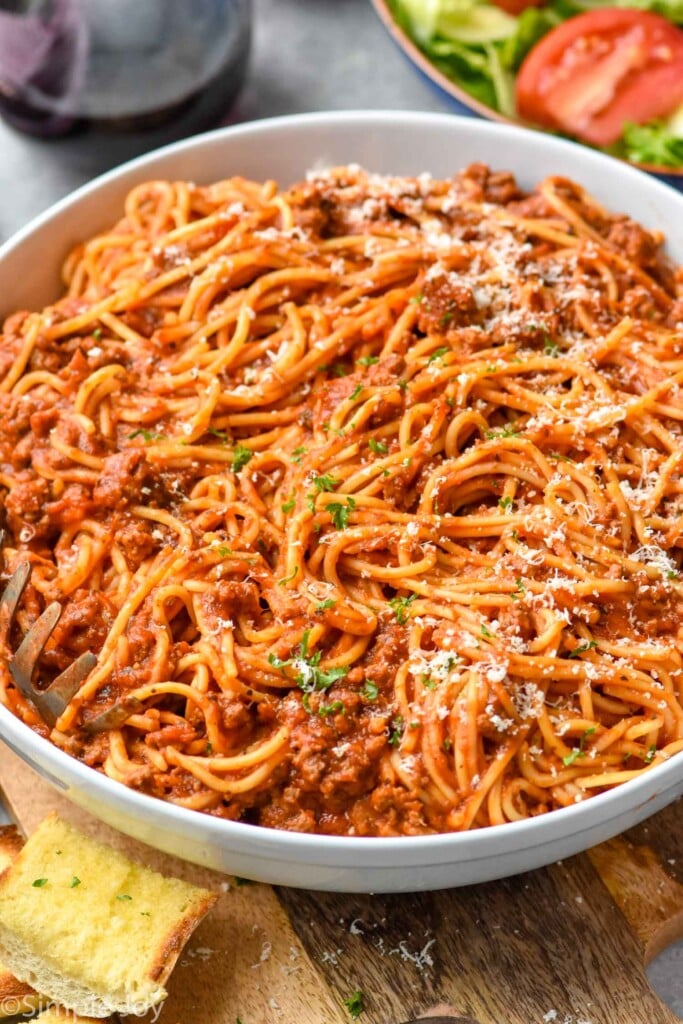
[149,890,218,984]
[0,827,24,869]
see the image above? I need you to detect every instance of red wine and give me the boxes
[0,0,251,138]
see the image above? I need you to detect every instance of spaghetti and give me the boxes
[1,163,682,836]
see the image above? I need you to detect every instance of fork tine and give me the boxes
[1,541,100,729]
[0,562,31,645]
[38,652,98,726]
[9,602,62,710]
[1,541,127,731]
[81,697,144,734]
[11,602,62,674]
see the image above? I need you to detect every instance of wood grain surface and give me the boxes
[0,741,680,1024]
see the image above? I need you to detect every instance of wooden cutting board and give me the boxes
[0,741,681,1024]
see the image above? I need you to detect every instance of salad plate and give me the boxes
[372,0,683,180]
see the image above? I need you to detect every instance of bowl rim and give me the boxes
[0,108,682,864]
[369,0,683,180]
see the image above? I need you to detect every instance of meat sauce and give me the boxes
[1,163,682,836]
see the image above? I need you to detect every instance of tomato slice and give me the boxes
[491,0,544,16]
[515,8,683,146]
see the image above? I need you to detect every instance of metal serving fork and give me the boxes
[0,531,140,733]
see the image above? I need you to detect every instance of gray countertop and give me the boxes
[0,0,680,1015]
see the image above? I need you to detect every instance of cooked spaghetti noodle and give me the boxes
[1,163,682,835]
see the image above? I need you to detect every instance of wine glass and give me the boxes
[0,0,251,137]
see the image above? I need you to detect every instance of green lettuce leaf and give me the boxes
[620,120,683,167]
[427,37,503,108]
[397,0,518,42]
[551,0,683,21]
[500,5,563,69]
[394,0,444,42]
[437,2,518,41]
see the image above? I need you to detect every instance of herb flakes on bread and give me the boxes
[0,815,217,1018]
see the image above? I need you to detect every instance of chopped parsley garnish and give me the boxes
[484,425,520,440]
[318,700,345,717]
[388,717,404,746]
[206,742,213,755]
[207,427,230,442]
[667,569,679,580]
[548,452,574,464]
[644,744,657,764]
[281,495,296,514]
[481,624,493,639]
[511,577,525,601]
[562,725,597,766]
[568,640,597,658]
[312,473,340,493]
[268,630,348,705]
[32,878,48,888]
[349,383,363,401]
[428,346,450,363]
[316,598,337,612]
[498,496,513,511]
[397,379,408,393]
[361,680,379,701]
[216,545,233,557]
[278,566,299,586]
[292,445,307,464]
[69,876,81,888]
[409,293,424,305]
[331,363,348,377]
[442,737,453,752]
[116,894,132,901]
[232,444,254,472]
[440,311,454,328]
[343,990,365,1019]
[388,592,417,625]
[368,438,388,454]
[327,497,356,530]
[127,428,165,442]
[544,337,559,358]
[92,328,102,340]
[357,355,379,366]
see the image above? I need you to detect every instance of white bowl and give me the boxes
[1,111,682,892]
